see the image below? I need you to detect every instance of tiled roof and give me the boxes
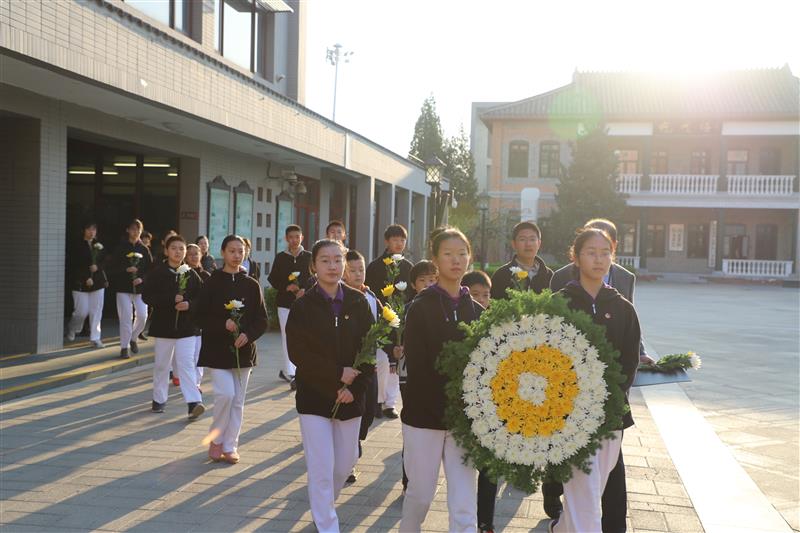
[480,66,799,120]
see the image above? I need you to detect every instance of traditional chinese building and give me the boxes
[472,67,800,279]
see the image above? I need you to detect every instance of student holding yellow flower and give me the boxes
[490,221,553,301]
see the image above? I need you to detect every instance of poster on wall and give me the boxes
[669,224,685,252]
[708,221,717,268]
[234,182,254,241]
[207,177,231,255]
[276,193,294,254]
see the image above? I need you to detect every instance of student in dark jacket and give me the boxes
[286,239,374,533]
[110,219,153,359]
[195,235,268,465]
[490,221,553,300]
[550,228,640,533]
[66,221,108,348]
[365,224,413,419]
[186,243,210,389]
[400,228,482,533]
[196,235,217,273]
[142,235,205,419]
[242,238,261,281]
[267,224,312,386]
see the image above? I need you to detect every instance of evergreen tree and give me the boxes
[409,95,444,162]
[443,125,477,208]
[544,127,627,262]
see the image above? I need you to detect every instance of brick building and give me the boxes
[472,68,800,278]
[0,0,432,354]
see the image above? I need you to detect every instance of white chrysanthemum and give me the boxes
[391,253,404,262]
[395,281,407,292]
[176,264,191,275]
[689,352,702,370]
[464,364,481,380]
[517,372,548,406]
[472,419,491,436]
[532,314,548,329]
[466,405,483,420]
[463,391,480,406]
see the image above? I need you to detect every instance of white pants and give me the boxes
[152,337,201,404]
[554,431,623,533]
[194,335,204,387]
[376,348,400,409]
[68,289,104,341]
[299,414,361,533]
[116,292,147,349]
[278,307,296,376]
[400,424,477,533]
[210,368,251,453]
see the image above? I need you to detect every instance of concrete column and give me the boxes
[354,175,375,260]
[178,157,201,239]
[715,208,726,271]
[378,181,394,231]
[410,192,427,262]
[639,207,648,270]
[395,187,411,227]
[792,209,799,276]
[318,175,331,238]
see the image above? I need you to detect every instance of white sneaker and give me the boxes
[65,331,75,342]
[92,340,105,349]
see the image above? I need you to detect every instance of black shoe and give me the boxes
[289,378,297,391]
[138,333,148,341]
[346,469,358,483]
[547,519,558,533]
[187,402,205,420]
[374,403,383,418]
[130,341,139,354]
[120,348,130,359]
[543,492,563,520]
[382,407,399,419]
[278,370,293,383]
[151,401,165,413]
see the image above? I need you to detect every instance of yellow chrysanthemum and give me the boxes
[383,257,393,265]
[381,285,395,298]
[224,302,235,310]
[382,305,398,323]
[516,270,529,280]
[490,346,580,437]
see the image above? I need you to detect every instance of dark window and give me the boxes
[265,238,271,251]
[651,151,668,174]
[620,223,636,255]
[257,187,263,201]
[724,224,748,259]
[759,148,781,175]
[687,224,709,258]
[257,212,263,227]
[265,214,272,227]
[264,261,270,274]
[646,224,665,257]
[538,142,561,178]
[215,0,275,74]
[690,150,709,175]
[616,150,639,174]
[727,150,748,175]
[508,141,529,178]
[266,189,273,202]
[125,0,191,35]
[256,237,262,251]
[755,224,778,260]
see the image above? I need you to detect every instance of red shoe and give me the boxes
[172,377,180,386]
[208,442,223,462]
[221,450,240,464]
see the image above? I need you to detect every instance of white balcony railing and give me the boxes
[727,175,796,196]
[650,174,719,195]
[722,259,794,278]
[617,256,640,269]
[616,174,641,194]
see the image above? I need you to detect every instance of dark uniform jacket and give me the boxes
[286,282,375,421]
[490,255,553,300]
[142,263,203,338]
[69,238,108,292]
[365,250,414,305]
[109,240,153,294]
[558,282,641,429]
[195,270,268,369]
[267,249,313,309]
[401,285,483,430]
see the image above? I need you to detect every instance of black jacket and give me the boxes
[267,249,312,308]
[68,239,108,292]
[245,259,261,282]
[142,263,203,338]
[558,282,641,429]
[365,250,414,305]
[401,286,483,430]
[109,240,153,294]
[286,283,375,421]
[192,266,211,282]
[201,254,217,273]
[195,270,268,369]
[490,255,553,300]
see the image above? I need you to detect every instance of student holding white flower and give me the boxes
[110,219,153,359]
[142,235,205,418]
[66,221,108,348]
[365,224,412,419]
[195,235,268,464]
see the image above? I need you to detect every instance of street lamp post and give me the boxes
[326,44,354,122]
[477,191,490,270]
[424,155,446,232]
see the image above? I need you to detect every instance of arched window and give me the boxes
[508,141,529,178]
[539,141,561,178]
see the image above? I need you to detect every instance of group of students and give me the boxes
[263,217,642,533]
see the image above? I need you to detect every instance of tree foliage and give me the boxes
[409,95,444,163]
[543,128,627,262]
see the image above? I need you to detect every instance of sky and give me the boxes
[303,0,800,157]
